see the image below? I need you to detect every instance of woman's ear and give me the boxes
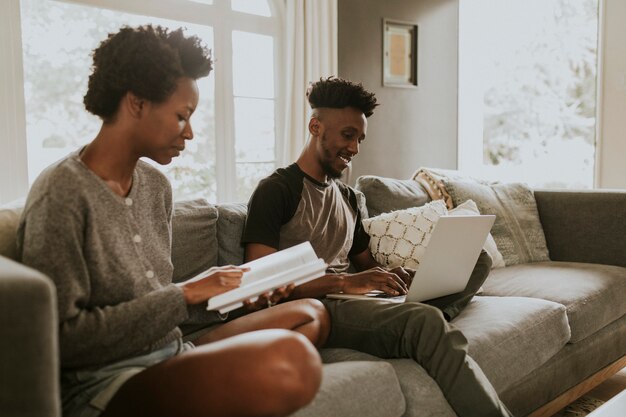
[125,92,145,118]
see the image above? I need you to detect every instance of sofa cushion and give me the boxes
[292,359,406,417]
[355,175,431,217]
[452,296,570,391]
[320,348,455,417]
[171,199,218,283]
[216,202,247,266]
[0,204,24,261]
[481,262,626,343]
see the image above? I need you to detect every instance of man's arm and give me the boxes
[349,246,380,271]
[245,243,409,299]
[350,247,415,286]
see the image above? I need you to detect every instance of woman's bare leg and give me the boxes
[102,329,321,417]
[196,299,330,347]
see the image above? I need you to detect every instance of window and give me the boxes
[17,0,282,203]
[458,0,599,189]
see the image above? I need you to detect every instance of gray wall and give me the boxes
[338,0,459,183]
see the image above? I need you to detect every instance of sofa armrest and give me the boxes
[534,190,626,267]
[0,255,60,417]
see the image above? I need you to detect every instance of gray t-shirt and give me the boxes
[17,150,188,370]
[242,163,369,273]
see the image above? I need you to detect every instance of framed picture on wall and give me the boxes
[383,19,418,88]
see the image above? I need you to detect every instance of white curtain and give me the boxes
[0,0,29,204]
[280,0,338,165]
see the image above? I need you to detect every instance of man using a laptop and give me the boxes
[242,77,511,417]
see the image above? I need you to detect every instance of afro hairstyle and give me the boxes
[83,25,212,121]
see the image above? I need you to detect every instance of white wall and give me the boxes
[338,0,459,183]
[597,0,626,189]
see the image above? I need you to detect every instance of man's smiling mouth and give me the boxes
[339,155,352,164]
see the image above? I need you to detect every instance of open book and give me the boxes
[204,242,327,314]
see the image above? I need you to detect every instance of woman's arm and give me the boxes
[19,195,189,367]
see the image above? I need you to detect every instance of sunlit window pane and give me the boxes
[232,31,274,98]
[20,0,216,201]
[234,98,275,162]
[231,0,271,17]
[460,0,598,189]
[236,162,275,202]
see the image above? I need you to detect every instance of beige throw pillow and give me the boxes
[411,167,549,266]
[362,200,448,269]
[446,181,549,266]
[449,200,506,268]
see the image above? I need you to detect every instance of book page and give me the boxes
[240,242,318,285]
[205,242,327,313]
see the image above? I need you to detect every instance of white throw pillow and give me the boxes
[362,200,448,269]
[449,200,506,268]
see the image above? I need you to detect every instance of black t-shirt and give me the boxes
[242,163,369,273]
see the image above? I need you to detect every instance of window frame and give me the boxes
[0,0,284,204]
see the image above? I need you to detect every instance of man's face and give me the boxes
[313,107,367,179]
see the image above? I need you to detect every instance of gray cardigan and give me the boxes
[17,151,188,369]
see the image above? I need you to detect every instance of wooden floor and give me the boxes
[551,367,626,416]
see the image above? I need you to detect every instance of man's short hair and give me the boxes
[306,76,378,117]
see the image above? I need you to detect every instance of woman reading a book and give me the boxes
[17,25,329,417]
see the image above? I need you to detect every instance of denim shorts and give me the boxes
[61,339,194,417]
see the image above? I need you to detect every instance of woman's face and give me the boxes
[135,77,200,165]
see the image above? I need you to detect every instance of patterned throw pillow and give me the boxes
[362,200,448,269]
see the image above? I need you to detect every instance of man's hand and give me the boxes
[178,265,250,305]
[342,267,408,295]
[243,284,296,311]
[388,266,415,287]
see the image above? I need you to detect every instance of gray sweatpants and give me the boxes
[321,299,512,417]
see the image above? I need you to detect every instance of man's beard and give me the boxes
[319,134,343,179]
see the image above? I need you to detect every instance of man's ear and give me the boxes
[125,92,145,118]
[308,117,321,136]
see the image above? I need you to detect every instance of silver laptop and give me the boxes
[327,215,496,302]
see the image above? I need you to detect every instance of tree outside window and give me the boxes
[459,0,599,189]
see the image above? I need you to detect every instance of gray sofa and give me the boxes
[1,174,625,417]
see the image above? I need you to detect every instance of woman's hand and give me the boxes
[242,284,296,311]
[342,267,408,295]
[178,265,250,305]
